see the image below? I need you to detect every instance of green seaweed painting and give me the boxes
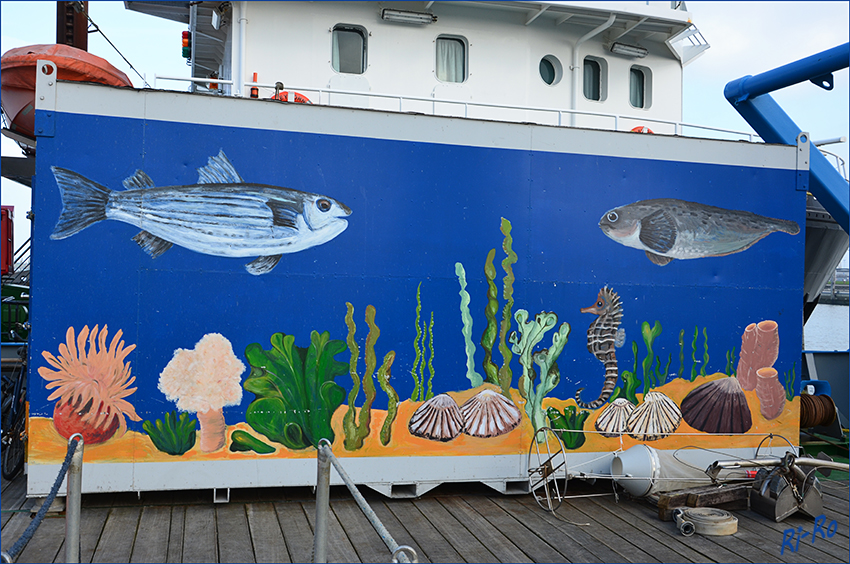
[480,218,518,398]
[610,341,641,406]
[455,262,484,388]
[509,309,570,439]
[243,331,348,450]
[410,283,436,402]
[343,303,399,449]
[640,321,671,394]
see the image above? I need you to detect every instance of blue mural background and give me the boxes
[30,111,806,428]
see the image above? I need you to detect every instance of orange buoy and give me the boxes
[270,91,312,104]
[631,126,654,134]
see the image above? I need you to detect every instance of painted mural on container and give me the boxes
[28,131,803,468]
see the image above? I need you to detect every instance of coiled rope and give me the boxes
[800,393,837,428]
[1,437,79,563]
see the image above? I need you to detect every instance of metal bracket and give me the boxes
[796,132,810,192]
[34,59,57,138]
[809,72,834,90]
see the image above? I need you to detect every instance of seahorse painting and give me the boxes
[575,286,623,409]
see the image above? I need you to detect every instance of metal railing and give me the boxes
[1,435,84,563]
[313,439,417,563]
[154,75,761,143]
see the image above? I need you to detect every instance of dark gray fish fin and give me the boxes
[132,231,173,258]
[645,251,674,266]
[122,170,156,190]
[265,199,301,230]
[246,255,282,275]
[639,208,677,253]
[197,150,244,184]
[50,167,111,240]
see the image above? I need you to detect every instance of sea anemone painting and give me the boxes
[38,325,141,444]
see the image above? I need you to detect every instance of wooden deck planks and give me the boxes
[272,501,316,564]
[413,497,499,564]
[302,499,362,563]
[216,503,256,564]
[2,473,848,564]
[245,502,291,564]
[460,495,565,563]
[91,506,141,563]
[181,505,218,563]
[437,495,534,564]
[330,498,394,564]
[614,491,745,564]
[130,505,171,563]
[166,506,185,564]
[14,514,64,564]
[488,495,603,563]
[368,498,431,563]
[72,506,110,564]
[383,499,466,564]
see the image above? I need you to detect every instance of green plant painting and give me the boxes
[143,410,196,456]
[243,331,348,450]
[229,430,275,454]
[547,406,590,450]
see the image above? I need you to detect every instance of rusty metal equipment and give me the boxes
[706,451,849,522]
[527,427,568,512]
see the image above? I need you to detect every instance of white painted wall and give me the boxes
[236,2,684,129]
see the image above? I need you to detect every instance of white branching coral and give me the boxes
[158,333,245,452]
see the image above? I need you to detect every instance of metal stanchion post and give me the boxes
[65,434,84,564]
[313,439,331,564]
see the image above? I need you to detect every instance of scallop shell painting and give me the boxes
[408,394,465,442]
[460,389,522,438]
[627,391,682,441]
[594,398,636,438]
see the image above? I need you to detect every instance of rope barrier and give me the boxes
[1,437,79,563]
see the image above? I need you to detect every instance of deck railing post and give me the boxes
[312,439,332,564]
[65,434,84,564]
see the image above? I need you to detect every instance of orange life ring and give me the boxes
[270,91,312,104]
[631,126,654,134]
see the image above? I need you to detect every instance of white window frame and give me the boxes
[583,56,608,102]
[435,35,468,83]
[629,65,652,109]
[332,24,367,74]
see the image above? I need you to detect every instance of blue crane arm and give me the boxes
[724,43,849,234]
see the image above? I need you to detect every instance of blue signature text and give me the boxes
[780,515,839,555]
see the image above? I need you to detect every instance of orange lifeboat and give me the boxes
[1,44,132,139]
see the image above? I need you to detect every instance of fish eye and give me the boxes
[317,198,332,212]
[606,212,619,223]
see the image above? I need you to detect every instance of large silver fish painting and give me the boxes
[50,150,352,275]
[598,198,799,266]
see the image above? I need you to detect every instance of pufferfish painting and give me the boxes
[597,198,799,266]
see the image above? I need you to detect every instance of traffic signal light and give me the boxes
[182,31,191,59]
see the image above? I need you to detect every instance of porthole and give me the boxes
[539,55,562,86]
